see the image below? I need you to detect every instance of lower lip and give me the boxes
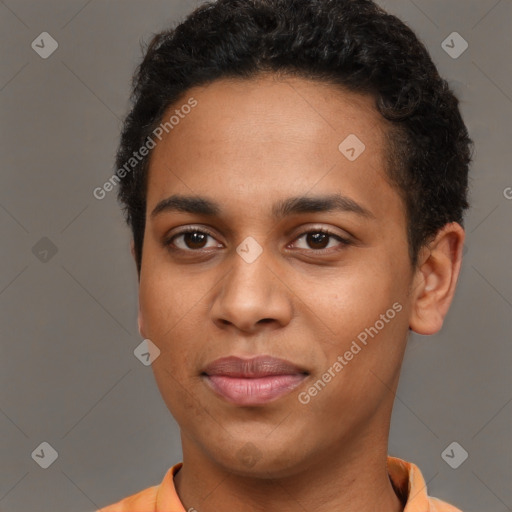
[204,374,307,405]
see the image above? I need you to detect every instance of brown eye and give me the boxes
[292,229,351,252]
[182,231,208,249]
[166,228,221,251]
[165,226,351,254]
[305,232,330,250]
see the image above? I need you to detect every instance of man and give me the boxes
[99,0,472,510]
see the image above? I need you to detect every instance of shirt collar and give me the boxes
[156,456,431,512]
[387,456,431,511]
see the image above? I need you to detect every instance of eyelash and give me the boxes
[164,226,352,254]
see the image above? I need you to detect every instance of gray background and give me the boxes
[0,0,511,511]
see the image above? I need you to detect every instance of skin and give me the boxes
[132,73,465,512]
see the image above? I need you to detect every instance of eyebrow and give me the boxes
[150,193,375,220]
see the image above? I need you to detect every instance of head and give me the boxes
[115,0,472,478]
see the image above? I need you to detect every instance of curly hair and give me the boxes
[115,0,473,274]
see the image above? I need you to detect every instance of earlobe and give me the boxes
[409,222,465,336]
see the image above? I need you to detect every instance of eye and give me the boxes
[164,226,352,253]
[290,228,352,252]
[165,227,221,251]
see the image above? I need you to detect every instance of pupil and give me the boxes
[308,232,328,249]
[185,232,206,249]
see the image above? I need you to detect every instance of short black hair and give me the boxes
[115,0,473,275]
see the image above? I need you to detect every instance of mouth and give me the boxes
[201,355,309,406]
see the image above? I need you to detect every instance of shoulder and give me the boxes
[428,495,464,512]
[97,484,159,512]
[387,456,464,512]
[96,463,184,512]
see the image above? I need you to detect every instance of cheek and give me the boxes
[304,256,410,387]
[308,266,403,338]
[139,267,200,340]
[141,272,203,420]
[151,361,208,435]
[138,270,203,402]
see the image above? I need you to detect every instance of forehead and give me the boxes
[153,73,386,155]
[146,74,401,226]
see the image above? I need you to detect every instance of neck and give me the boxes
[174,418,404,512]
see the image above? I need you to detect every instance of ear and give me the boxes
[409,222,465,335]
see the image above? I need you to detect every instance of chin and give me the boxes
[210,438,310,480]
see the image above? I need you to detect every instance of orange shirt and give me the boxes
[97,456,463,512]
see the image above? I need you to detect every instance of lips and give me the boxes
[202,355,308,405]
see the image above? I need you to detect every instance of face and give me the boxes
[138,74,417,478]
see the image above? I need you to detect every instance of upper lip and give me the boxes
[202,355,308,378]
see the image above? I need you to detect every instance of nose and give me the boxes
[210,246,293,334]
